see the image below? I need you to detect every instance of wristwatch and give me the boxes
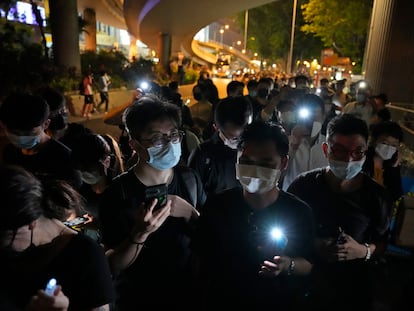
[288,258,295,275]
[364,243,371,261]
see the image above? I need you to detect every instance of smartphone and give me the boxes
[63,216,91,228]
[44,278,57,296]
[145,184,168,211]
[336,227,346,245]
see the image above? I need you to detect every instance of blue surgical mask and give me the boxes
[356,94,367,103]
[7,132,40,149]
[147,142,181,170]
[329,158,365,180]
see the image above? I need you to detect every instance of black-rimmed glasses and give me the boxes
[140,130,185,148]
[329,145,367,161]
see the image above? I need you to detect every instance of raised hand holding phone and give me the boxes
[144,184,168,211]
[26,279,69,311]
[44,278,57,296]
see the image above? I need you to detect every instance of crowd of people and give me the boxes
[0,72,413,310]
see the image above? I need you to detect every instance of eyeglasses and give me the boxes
[329,145,367,161]
[140,130,184,148]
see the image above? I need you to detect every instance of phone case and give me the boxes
[145,184,168,210]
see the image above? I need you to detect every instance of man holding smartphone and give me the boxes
[99,94,206,310]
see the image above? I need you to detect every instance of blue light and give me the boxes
[298,107,310,119]
[270,227,283,241]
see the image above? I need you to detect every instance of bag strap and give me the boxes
[178,167,197,207]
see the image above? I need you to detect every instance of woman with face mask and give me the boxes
[70,133,125,234]
[0,165,114,311]
[362,121,404,203]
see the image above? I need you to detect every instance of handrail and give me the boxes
[387,103,414,137]
[388,103,414,114]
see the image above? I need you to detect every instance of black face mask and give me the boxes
[193,92,202,101]
[48,113,68,131]
[257,89,269,99]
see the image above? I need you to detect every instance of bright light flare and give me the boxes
[270,227,284,241]
[298,107,310,119]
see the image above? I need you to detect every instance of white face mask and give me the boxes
[375,143,397,160]
[219,131,239,150]
[328,158,365,180]
[236,163,281,194]
[81,170,103,185]
[310,121,322,138]
[280,111,296,124]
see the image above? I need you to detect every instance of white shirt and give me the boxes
[282,133,328,191]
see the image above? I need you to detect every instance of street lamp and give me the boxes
[244,10,249,51]
[220,28,224,46]
[287,0,298,75]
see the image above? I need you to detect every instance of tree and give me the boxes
[301,0,373,68]
[235,0,323,71]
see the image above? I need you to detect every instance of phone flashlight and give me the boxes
[358,81,367,89]
[269,227,288,250]
[139,81,149,91]
[45,278,57,296]
[298,107,310,119]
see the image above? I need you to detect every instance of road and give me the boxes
[68,78,232,139]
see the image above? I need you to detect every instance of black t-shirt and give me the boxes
[0,234,114,311]
[287,168,390,244]
[192,188,315,308]
[287,168,391,308]
[188,131,241,197]
[99,166,206,309]
[3,138,81,189]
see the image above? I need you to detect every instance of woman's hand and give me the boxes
[26,285,69,311]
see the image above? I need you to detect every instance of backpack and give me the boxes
[78,80,84,95]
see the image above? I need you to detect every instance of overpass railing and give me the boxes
[388,103,414,192]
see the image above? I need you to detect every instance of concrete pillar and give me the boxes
[129,35,138,61]
[48,0,80,73]
[158,33,171,72]
[84,8,97,52]
[364,0,414,103]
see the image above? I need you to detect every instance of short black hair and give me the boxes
[247,79,258,90]
[36,86,66,113]
[327,114,369,143]
[296,93,325,114]
[0,93,49,130]
[124,94,181,140]
[214,96,253,129]
[226,80,244,96]
[239,121,289,158]
[370,121,403,142]
[71,133,111,171]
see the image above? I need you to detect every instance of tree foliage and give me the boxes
[301,0,373,64]
[235,0,323,70]
[0,20,54,98]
